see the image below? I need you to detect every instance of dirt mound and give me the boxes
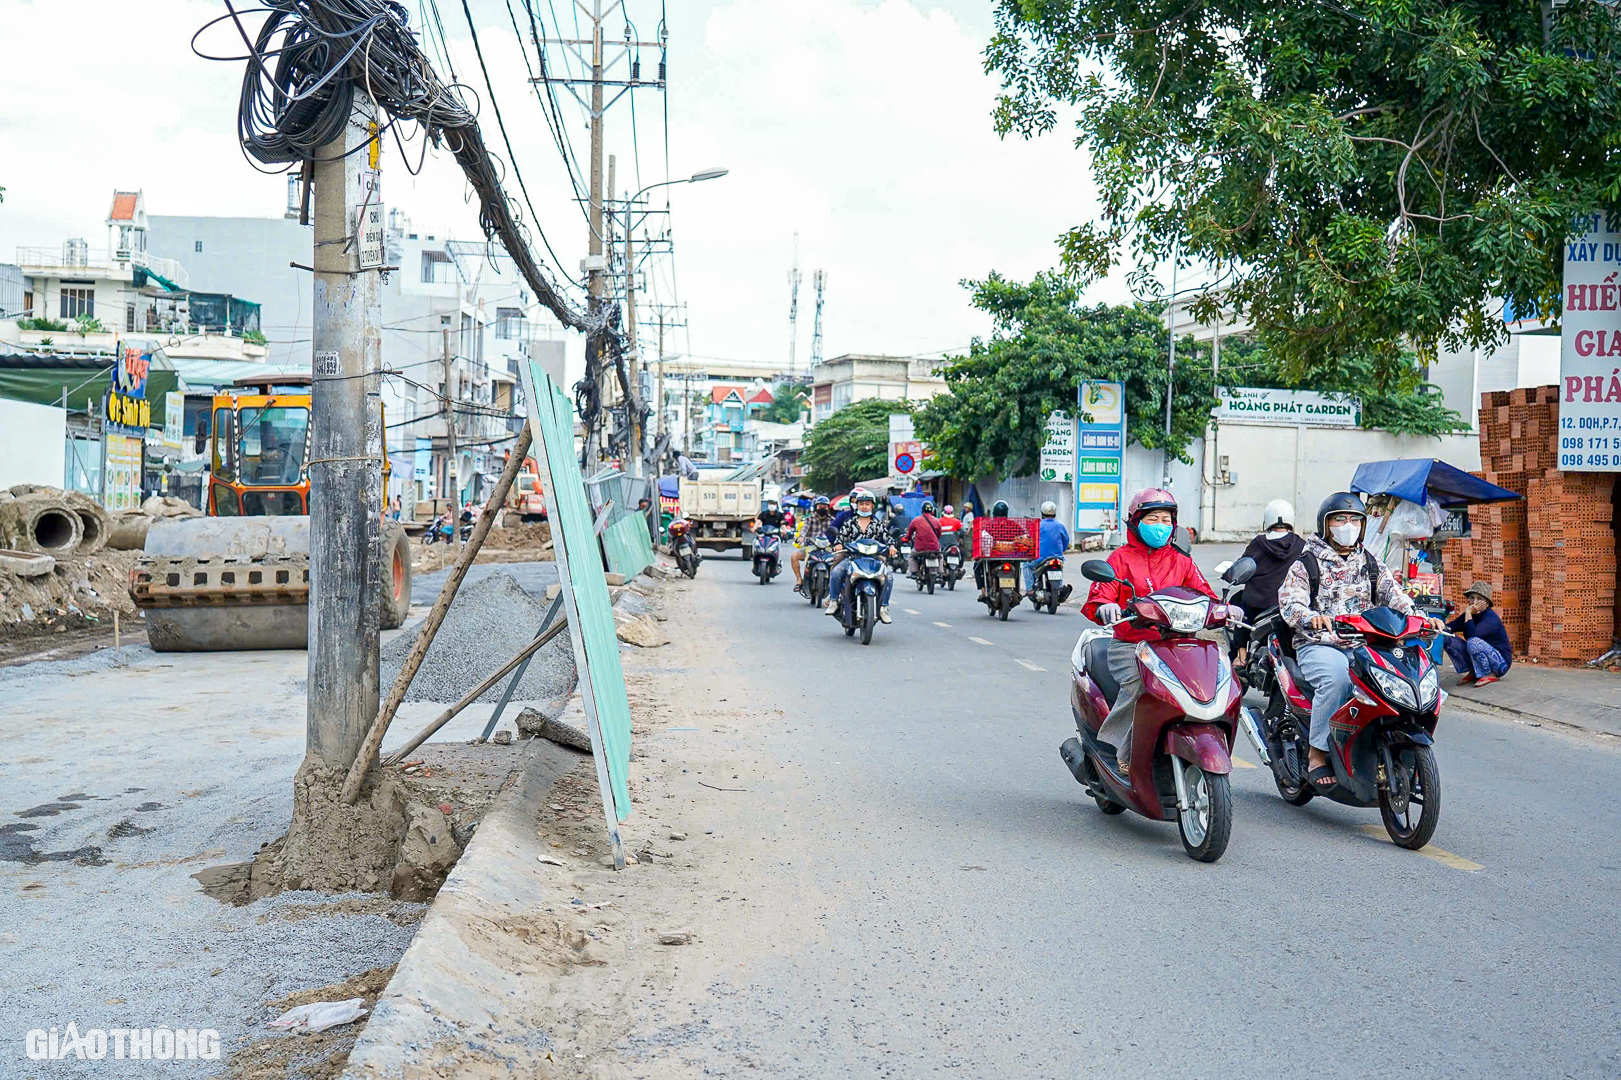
[0,548,139,638]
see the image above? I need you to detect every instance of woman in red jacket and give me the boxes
[1080,488,1216,774]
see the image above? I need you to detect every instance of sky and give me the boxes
[0,0,1140,382]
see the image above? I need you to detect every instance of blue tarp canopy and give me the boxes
[657,475,679,498]
[1350,458,1521,508]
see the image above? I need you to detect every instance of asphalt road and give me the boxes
[639,548,1621,1079]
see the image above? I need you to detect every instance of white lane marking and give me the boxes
[1015,659,1045,672]
[933,621,953,628]
[1231,756,1258,769]
[969,636,995,646]
[904,608,921,615]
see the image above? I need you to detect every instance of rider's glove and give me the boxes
[1097,603,1123,624]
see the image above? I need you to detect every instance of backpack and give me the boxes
[1277,547,1381,656]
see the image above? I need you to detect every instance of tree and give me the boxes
[801,398,909,493]
[914,271,1464,481]
[985,1,1621,384]
[759,382,809,424]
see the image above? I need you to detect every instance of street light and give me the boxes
[688,168,729,182]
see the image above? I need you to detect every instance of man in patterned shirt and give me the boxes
[824,489,899,623]
[1279,492,1445,792]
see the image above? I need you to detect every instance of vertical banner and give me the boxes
[1075,381,1126,532]
[520,359,634,867]
[1560,210,1621,472]
[162,391,185,450]
[412,437,431,482]
[1039,412,1076,484]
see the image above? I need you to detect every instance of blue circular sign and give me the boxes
[895,453,915,474]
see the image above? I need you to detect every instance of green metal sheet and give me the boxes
[519,361,634,854]
[602,514,654,578]
[0,366,181,424]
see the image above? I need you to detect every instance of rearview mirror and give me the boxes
[1081,559,1116,584]
[1226,556,1257,586]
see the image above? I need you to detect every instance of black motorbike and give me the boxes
[804,536,835,607]
[837,536,889,645]
[913,549,942,594]
[752,524,783,585]
[939,530,964,591]
[1026,555,1068,614]
[978,557,1025,621]
[668,518,700,578]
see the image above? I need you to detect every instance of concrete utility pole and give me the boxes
[307,97,383,771]
[586,3,606,467]
[604,153,617,467]
[442,327,461,547]
[623,178,642,481]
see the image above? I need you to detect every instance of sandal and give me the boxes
[1307,764,1337,792]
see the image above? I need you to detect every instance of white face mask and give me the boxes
[1329,522,1362,547]
[1266,528,1289,540]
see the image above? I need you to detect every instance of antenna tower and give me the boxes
[809,269,826,369]
[786,232,802,376]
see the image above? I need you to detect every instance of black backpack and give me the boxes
[1277,547,1381,656]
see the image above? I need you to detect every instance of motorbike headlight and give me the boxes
[1368,666,1418,710]
[1419,667,1440,707]
[1156,598,1210,634]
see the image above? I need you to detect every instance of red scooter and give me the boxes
[1256,608,1445,849]
[1061,557,1255,862]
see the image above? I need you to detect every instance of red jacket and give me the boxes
[1080,531,1216,642]
[905,512,942,552]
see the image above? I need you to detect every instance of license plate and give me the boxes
[1048,574,1062,585]
[999,577,1016,588]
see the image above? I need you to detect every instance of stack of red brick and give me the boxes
[1441,385,1617,665]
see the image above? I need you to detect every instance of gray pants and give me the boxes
[1296,644,1353,752]
[1095,640,1145,769]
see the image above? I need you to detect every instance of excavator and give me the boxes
[129,375,413,651]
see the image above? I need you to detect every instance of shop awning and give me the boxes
[1351,458,1521,507]
[0,352,182,425]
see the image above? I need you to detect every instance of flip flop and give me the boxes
[1307,764,1337,792]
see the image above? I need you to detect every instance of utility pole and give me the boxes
[585,2,605,468]
[307,95,383,772]
[603,153,617,468]
[622,174,642,480]
[641,300,686,444]
[442,326,461,547]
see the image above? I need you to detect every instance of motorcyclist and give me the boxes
[1229,499,1307,662]
[824,489,898,624]
[1027,500,1072,601]
[791,496,833,594]
[937,504,963,534]
[904,499,943,575]
[973,500,1013,596]
[757,498,785,530]
[1278,492,1445,792]
[1079,489,1218,775]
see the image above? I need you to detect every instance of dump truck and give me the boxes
[677,475,762,558]
[129,375,413,651]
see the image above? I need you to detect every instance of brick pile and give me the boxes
[1441,385,1618,665]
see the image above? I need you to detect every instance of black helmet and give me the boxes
[921,500,935,514]
[991,500,1010,518]
[1316,491,1367,541]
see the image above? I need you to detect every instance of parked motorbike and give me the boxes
[940,530,964,591]
[752,524,783,585]
[913,549,941,594]
[804,536,835,607]
[1246,609,1445,849]
[978,557,1026,620]
[1027,555,1069,614]
[1060,556,1256,862]
[836,535,888,645]
[422,521,472,545]
[668,518,701,579]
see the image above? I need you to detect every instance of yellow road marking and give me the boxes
[933,621,953,628]
[1356,824,1483,871]
[1231,756,1257,769]
[969,636,995,646]
[1015,659,1045,672]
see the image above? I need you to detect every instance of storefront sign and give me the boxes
[105,390,151,433]
[102,432,143,511]
[1039,412,1076,484]
[1559,209,1621,472]
[161,391,185,450]
[1214,386,1360,427]
[1075,381,1126,530]
[413,437,431,482]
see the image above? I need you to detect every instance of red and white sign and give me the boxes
[892,439,922,475]
[1560,211,1621,472]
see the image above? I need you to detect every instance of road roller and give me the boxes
[129,375,412,651]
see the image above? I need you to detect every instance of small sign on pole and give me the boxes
[1039,412,1076,484]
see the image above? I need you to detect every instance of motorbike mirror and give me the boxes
[1080,559,1116,585]
[1226,556,1257,586]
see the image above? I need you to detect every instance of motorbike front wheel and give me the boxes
[1177,762,1232,863]
[1379,745,1440,850]
[859,595,876,645]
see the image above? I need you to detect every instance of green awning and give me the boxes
[0,362,182,425]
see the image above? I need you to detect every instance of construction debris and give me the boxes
[516,707,592,751]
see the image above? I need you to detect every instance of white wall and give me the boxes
[1201,421,1480,540]
[0,399,67,488]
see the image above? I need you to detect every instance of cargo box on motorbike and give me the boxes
[971,517,1039,561]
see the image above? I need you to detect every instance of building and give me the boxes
[698,383,774,462]
[808,353,948,422]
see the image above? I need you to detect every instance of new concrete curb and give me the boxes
[342,731,585,1078]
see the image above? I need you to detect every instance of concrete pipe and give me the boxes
[0,493,83,556]
[62,492,111,555]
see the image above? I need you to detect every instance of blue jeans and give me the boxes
[829,559,893,609]
[1445,635,1509,680]
[1296,644,1353,752]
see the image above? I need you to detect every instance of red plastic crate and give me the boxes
[971,517,1040,561]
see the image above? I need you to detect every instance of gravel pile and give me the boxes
[382,572,576,705]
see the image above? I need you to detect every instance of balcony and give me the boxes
[15,245,189,289]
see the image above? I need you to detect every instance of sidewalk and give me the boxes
[1445,665,1621,739]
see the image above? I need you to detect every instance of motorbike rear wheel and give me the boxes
[925,570,934,595]
[1046,590,1059,615]
[859,595,876,645]
[946,572,955,591]
[1177,762,1232,862]
[1379,745,1440,850]
[997,595,1011,621]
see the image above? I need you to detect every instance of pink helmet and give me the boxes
[1126,487,1178,526]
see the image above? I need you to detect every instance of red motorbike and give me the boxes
[1061,557,1255,862]
[1258,608,1444,848]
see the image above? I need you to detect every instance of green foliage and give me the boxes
[73,315,106,335]
[914,271,1464,481]
[986,0,1621,382]
[18,317,68,332]
[802,398,910,493]
[759,382,808,424]
[243,328,269,345]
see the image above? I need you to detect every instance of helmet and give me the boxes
[943,504,954,516]
[814,495,830,508]
[1316,491,1367,544]
[991,500,1010,518]
[1263,499,1295,532]
[848,487,870,504]
[1039,500,1057,518]
[1126,487,1177,526]
[835,497,850,510]
[922,500,935,514]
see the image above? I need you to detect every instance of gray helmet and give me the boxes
[1040,500,1057,518]
[1316,491,1367,542]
